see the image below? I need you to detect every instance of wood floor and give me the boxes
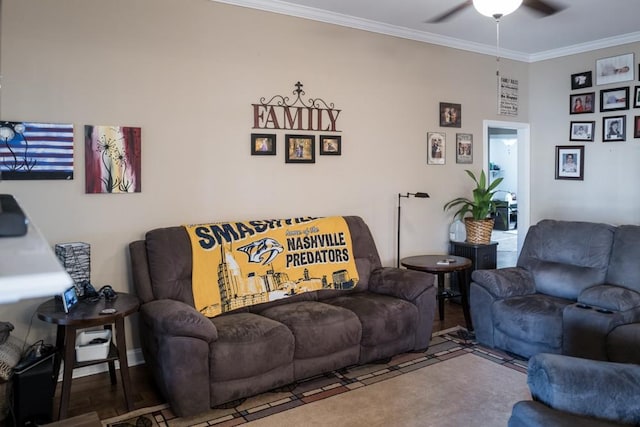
[7,301,467,424]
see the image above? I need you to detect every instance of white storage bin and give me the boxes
[75,329,111,362]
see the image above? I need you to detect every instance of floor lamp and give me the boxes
[397,192,430,268]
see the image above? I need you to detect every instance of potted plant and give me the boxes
[443,169,504,244]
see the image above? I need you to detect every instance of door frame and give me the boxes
[482,120,530,253]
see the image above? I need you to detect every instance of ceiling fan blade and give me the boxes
[523,0,565,16]
[425,0,473,23]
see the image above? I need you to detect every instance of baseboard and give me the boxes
[58,347,145,381]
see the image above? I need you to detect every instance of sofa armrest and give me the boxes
[527,353,640,425]
[471,267,535,298]
[139,299,217,416]
[368,267,435,301]
[141,299,218,342]
[578,284,640,312]
[509,401,629,427]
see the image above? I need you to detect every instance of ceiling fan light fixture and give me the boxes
[472,0,523,18]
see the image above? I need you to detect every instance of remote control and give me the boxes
[100,308,117,315]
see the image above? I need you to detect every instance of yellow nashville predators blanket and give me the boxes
[184,216,359,317]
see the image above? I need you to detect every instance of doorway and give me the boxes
[483,120,530,268]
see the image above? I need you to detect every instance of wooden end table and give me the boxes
[36,292,140,420]
[401,255,473,331]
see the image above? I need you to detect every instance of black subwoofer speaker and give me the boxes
[11,352,55,426]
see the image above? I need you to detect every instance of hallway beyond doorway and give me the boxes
[492,229,517,268]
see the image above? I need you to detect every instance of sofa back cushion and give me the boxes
[517,220,614,300]
[606,225,640,292]
[145,225,197,305]
[140,216,382,308]
[343,216,382,289]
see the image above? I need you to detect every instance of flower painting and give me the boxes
[85,125,141,193]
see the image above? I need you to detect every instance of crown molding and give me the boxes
[211,0,639,63]
[529,31,640,62]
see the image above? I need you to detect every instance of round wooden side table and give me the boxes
[401,255,473,331]
[36,292,139,420]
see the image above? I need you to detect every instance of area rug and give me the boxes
[102,327,530,427]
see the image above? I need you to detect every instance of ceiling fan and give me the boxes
[426,0,564,23]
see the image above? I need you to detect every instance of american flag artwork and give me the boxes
[0,121,74,180]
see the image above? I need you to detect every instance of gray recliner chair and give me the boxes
[509,353,640,427]
[470,220,640,361]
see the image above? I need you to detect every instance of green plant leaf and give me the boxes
[443,169,506,220]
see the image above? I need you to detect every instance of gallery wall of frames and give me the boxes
[563,53,640,181]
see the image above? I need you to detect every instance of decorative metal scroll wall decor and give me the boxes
[252,82,342,132]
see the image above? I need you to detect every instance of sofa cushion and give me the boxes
[326,292,417,361]
[260,301,362,380]
[343,216,383,291]
[145,226,196,305]
[528,261,609,301]
[606,225,640,293]
[471,267,535,298]
[517,220,614,299]
[579,285,640,312]
[260,301,361,359]
[210,312,294,381]
[493,294,572,350]
[353,257,372,292]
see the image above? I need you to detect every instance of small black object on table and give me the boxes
[401,255,473,331]
[36,292,139,420]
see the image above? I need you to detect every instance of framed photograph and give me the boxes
[285,135,315,163]
[600,87,629,112]
[427,132,446,165]
[555,145,584,181]
[571,71,592,90]
[455,133,473,164]
[569,121,595,142]
[634,116,640,138]
[319,135,341,155]
[602,116,626,142]
[569,92,595,114]
[634,86,640,108]
[596,53,634,85]
[439,102,461,128]
[251,133,276,155]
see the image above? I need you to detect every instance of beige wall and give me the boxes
[12,0,638,351]
[529,43,640,224]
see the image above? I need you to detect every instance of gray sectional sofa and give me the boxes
[129,216,436,417]
[509,353,640,427]
[470,219,640,362]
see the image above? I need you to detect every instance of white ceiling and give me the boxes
[213,0,640,62]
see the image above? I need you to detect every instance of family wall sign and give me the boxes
[252,82,342,132]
